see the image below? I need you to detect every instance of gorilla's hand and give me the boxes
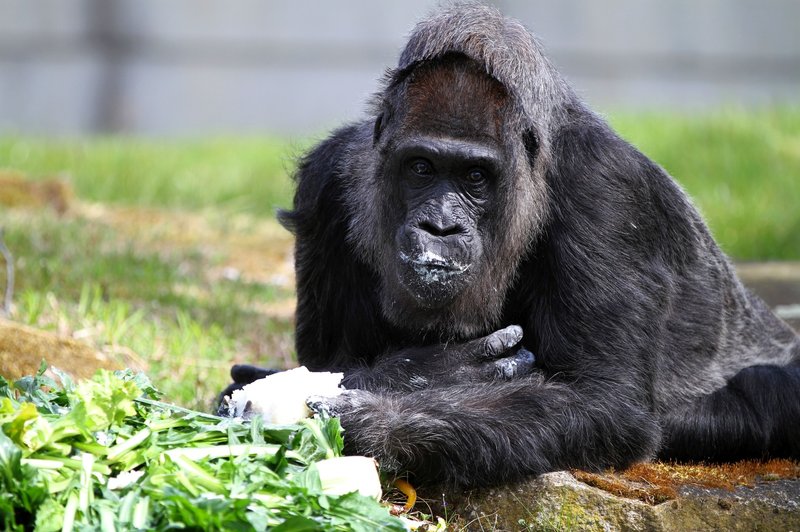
[306,389,364,419]
[231,364,279,384]
[218,326,533,413]
[216,364,279,415]
[445,325,535,381]
[343,325,536,392]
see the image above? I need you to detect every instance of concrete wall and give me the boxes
[1,0,798,136]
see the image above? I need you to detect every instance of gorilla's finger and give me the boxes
[477,325,523,360]
[307,395,338,418]
[216,381,246,416]
[492,348,537,379]
[307,390,361,418]
[230,364,279,384]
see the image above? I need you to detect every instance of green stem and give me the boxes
[78,453,94,512]
[28,455,111,475]
[136,397,225,421]
[145,417,186,432]
[106,427,151,462]
[72,441,110,456]
[50,424,82,443]
[170,455,226,493]
[62,492,79,532]
[301,419,335,459]
[164,443,281,461]
[21,458,67,470]
[132,497,150,529]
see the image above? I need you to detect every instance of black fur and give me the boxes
[237,5,800,489]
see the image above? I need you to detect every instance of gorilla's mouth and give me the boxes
[397,250,472,307]
[401,250,470,278]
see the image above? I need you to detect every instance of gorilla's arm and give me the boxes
[220,326,536,399]
[278,124,393,372]
[324,379,659,488]
[340,326,537,392]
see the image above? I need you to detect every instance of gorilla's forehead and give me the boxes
[390,136,503,174]
[400,56,510,143]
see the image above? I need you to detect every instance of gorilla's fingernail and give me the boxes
[503,325,523,345]
[516,348,535,364]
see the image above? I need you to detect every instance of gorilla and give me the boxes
[224,5,800,489]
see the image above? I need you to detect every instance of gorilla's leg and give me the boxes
[659,361,800,461]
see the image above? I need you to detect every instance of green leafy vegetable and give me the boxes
[0,366,406,531]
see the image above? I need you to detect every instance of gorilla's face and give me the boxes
[388,136,498,308]
[367,55,528,337]
[356,53,544,338]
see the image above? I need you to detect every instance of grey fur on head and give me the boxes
[395,3,574,145]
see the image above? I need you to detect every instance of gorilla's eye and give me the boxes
[465,168,487,184]
[410,160,433,177]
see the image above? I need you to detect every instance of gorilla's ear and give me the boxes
[523,129,539,165]
[373,113,385,146]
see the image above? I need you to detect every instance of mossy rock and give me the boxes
[444,468,800,531]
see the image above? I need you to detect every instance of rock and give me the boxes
[0,171,73,215]
[659,480,800,532]
[450,472,659,531]
[0,318,118,380]
[443,466,800,531]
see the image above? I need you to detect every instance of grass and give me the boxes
[2,108,798,259]
[0,136,303,215]
[0,107,798,409]
[0,208,295,410]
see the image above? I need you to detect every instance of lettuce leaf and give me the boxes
[0,366,405,531]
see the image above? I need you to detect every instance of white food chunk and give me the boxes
[107,469,145,490]
[228,366,344,424]
[316,456,382,500]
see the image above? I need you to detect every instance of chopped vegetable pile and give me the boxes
[0,363,406,531]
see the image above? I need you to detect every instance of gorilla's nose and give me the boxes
[417,218,464,238]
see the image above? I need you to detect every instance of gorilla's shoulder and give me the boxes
[279,121,372,233]
[296,121,373,186]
